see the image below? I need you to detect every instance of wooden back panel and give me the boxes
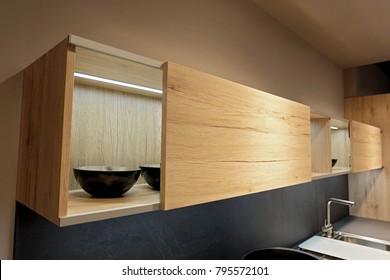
[310,116,332,174]
[161,62,311,210]
[16,38,75,224]
[331,129,350,168]
[69,83,162,190]
[331,118,350,168]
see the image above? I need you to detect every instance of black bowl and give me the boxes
[73,166,141,198]
[332,159,338,167]
[140,164,160,190]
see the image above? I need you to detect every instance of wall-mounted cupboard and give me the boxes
[16,36,163,226]
[310,111,382,180]
[16,35,312,226]
[310,113,350,179]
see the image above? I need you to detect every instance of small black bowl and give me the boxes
[73,166,141,198]
[140,164,160,190]
[332,159,338,167]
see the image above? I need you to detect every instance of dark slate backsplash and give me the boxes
[14,176,349,259]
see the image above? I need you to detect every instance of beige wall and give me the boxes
[0,73,22,259]
[0,0,343,259]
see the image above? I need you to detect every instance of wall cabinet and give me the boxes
[16,36,163,226]
[16,35,312,226]
[310,111,382,180]
[310,113,350,179]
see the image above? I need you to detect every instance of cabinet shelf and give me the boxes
[61,184,160,226]
[312,167,351,180]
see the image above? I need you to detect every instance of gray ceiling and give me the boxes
[252,0,390,68]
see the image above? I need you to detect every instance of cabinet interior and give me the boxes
[69,84,162,189]
[310,112,351,180]
[63,46,163,225]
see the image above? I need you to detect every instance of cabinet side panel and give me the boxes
[161,62,311,210]
[16,39,74,224]
[59,44,75,217]
[345,95,388,221]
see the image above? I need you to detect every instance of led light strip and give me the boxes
[330,126,339,130]
[74,72,163,94]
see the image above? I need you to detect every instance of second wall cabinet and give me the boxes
[310,111,382,180]
[16,35,312,226]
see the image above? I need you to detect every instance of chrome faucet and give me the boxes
[321,198,355,238]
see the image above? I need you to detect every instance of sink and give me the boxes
[243,247,321,260]
[332,231,390,252]
[299,235,390,260]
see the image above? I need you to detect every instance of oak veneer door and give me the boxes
[349,120,382,173]
[161,62,311,210]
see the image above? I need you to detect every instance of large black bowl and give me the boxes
[139,164,160,190]
[73,166,141,198]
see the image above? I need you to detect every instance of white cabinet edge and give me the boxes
[69,34,164,68]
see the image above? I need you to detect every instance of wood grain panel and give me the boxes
[350,120,382,173]
[161,62,311,210]
[310,116,332,174]
[69,83,162,190]
[16,38,75,224]
[345,95,388,221]
[330,117,350,169]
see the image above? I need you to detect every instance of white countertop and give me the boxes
[299,235,390,260]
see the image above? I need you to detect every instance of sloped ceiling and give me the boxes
[252,0,390,68]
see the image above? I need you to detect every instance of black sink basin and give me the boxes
[243,247,321,260]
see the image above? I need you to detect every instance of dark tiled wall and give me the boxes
[14,176,348,259]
